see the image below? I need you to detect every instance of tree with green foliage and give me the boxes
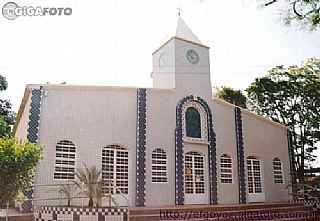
[216,86,247,108]
[0,75,15,137]
[246,58,320,183]
[263,0,320,30]
[0,137,42,206]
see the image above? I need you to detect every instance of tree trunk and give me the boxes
[88,198,94,207]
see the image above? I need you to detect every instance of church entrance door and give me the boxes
[184,151,207,204]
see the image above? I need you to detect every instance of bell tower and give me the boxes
[151,17,212,97]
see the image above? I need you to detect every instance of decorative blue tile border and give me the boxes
[175,95,186,205]
[27,89,42,143]
[135,88,147,207]
[197,97,217,205]
[23,88,42,212]
[234,107,246,204]
[175,95,217,205]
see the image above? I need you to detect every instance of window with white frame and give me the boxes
[247,156,263,193]
[182,101,208,142]
[102,145,129,194]
[54,140,76,180]
[220,154,233,183]
[273,158,284,184]
[152,148,168,183]
[185,107,201,138]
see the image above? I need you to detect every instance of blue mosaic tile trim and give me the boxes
[135,88,147,207]
[23,88,42,212]
[175,95,217,205]
[27,89,42,143]
[197,97,217,205]
[234,107,246,204]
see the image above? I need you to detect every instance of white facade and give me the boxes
[13,18,291,207]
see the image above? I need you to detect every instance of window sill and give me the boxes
[151,182,169,184]
[183,138,209,145]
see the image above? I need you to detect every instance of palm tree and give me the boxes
[58,184,76,206]
[74,164,102,207]
[95,182,102,207]
[216,86,247,108]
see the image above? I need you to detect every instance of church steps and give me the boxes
[129,207,306,218]
[131,218,313,221]
[128,204,311,221]
[129,211,308,221]
[129,207,306,217]
[129,203,304,215]
[130,202,301,210]
[130,218,312,221]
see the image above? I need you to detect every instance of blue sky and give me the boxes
[0,0,320,163]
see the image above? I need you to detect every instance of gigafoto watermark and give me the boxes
[2,2,72,20]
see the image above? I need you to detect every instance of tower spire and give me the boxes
[175,17,202,44]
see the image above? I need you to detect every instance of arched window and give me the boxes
[273,158,284,184]
[102,145,128,194]
[151,148,168,183]
[54,140,76,180]
[185,107,201,138]
[247,156,262,193]
[220,154,232,184]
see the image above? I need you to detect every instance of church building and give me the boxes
[13,18,292,207]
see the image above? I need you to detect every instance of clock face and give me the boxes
[186,49,199,64]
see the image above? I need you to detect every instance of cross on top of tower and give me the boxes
[177,7,182,17]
